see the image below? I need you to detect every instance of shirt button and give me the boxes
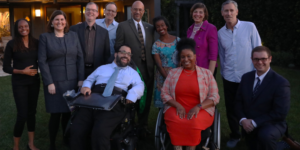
[198,37,201,39]
[197,46,200,48]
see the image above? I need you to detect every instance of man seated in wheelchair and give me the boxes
[69,44,144,150]
[160,38,220,150]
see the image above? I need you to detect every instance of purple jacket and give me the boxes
[187,20,218,69]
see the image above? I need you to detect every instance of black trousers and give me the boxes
[245,123,284,150]
[135,61,154,128]
[222,78,241,139]
[69,103,126,150]
[12,81,40,137]
[48,112,71,146]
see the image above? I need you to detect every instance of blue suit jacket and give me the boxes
[235,69,290,130]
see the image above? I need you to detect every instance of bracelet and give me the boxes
[197,104,202,109]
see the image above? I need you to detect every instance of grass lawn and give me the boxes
[0,65,299,150]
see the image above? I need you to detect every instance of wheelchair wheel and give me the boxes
[155,109,173,150]
[212,108,221,149]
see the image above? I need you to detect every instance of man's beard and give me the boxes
[116,55,130,67]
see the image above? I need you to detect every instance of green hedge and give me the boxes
[162,0,300,67]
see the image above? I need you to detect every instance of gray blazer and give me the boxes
[115,19,154,82]
[38,31,85,86]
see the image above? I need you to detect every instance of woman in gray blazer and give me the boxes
[38,10,84,150]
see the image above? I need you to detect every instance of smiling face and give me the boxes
[180,49,196,70]
[131,1,145,22]
[115,46,131,67]
[18,20,30,37]
[252,51,272,76]
[221,3,238,24]
[155,20,168,36]
[52,14,66,32]
[104,4,117,20]
[85,3,99,22]
[192,8,205,23]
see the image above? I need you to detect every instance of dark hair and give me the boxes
[105,2,117,10]
[190,3,209,21]
[152,16,171,32]
[176,38,196,62]
[251,46,272,58]
[114,44,132,53]
[13,19,37,52]
[47,10,69,33]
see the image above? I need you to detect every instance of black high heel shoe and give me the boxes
[27,144,31,150]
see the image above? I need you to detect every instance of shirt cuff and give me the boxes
[126,93,137,103]
[251,120,257,128]
[239,118,247,125]
[82,81,92,89]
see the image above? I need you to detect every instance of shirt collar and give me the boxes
[133,19,142,26]
[225,19,240,30]
[102,19,117,26]
[255,67,270,82]
[112,61,128,69]
[85,22,97,30]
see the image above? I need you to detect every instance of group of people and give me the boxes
[2,0,290,150]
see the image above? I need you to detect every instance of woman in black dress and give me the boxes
[38,10,84,150]
[3,19,40,150]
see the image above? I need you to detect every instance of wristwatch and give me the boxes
[197,104,202,109]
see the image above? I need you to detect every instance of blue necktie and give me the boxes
[103,67,120,97]
[253,77,261,97]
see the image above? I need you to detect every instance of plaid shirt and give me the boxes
[161,66,220,116]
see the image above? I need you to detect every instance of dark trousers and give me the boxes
[12,81,40,137]
[136,61,154,128]
[213,67,217,79]
[69,103,126,150]
[49,113,71,146]
[85,67,94,79]
[245,123,285,150]
[222,78,241,139]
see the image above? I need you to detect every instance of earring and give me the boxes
[51,24,54,27]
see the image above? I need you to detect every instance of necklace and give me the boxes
[183,69,195,76]
[193,22,203,33]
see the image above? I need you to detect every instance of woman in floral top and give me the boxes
[152,16,180,108]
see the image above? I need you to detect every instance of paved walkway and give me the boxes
[0,65,10,77]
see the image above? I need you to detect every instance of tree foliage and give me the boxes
[162,0,300,66]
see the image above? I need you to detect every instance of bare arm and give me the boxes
[153,54,168,78]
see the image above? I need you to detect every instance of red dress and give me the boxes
[164,70,214,146]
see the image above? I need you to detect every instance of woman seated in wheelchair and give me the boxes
[161,38,220,150]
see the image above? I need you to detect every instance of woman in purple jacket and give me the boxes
[187,3,218,77]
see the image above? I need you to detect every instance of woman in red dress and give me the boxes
[161,38,220,150]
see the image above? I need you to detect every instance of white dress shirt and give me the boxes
[239,67,270,128]
[218,20,262,83]
[133,19,146,44]
[82,62,145,102]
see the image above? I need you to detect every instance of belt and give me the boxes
[85,63,93,68]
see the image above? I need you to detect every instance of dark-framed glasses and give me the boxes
[252,57,269,62]
[119,51,132,56]
[86,8,98,12]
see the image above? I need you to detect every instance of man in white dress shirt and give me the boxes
[218,0,262,147]
[69,45,144,150]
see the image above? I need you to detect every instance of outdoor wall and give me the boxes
[31,3,45,39]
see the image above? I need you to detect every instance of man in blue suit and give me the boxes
[235,46,290,150]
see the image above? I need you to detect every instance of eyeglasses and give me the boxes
[119,51,132,56]
[252,57,269,62]
[86,8,98,12]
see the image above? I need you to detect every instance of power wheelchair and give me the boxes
[64,61,141,150]
[155,108,221,150]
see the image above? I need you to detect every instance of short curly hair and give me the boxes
[152,16,171,32]
[176,38,196,62]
